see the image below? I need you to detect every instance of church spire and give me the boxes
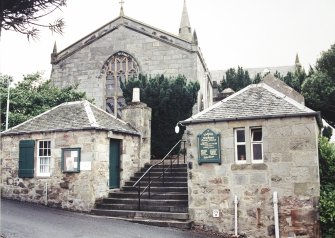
[179,0,192,42]
[295,53,302,71]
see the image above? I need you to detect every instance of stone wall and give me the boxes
[50,18,205,110]
[1,129,141,211]
[186,116,320,237]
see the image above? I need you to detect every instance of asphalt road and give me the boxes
[0,199,216,238]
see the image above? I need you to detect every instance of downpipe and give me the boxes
[273,191,280,238]
[234,195,238,236]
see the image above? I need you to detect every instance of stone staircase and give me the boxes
[91,162,191,229]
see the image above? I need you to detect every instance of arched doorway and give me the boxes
[102,51,139,117]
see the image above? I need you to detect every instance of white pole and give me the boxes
[273,191,280,238]
[5,80,10,130]
[234,195,238,236]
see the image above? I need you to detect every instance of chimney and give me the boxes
[132,88,140,103]
[121,88,152,166]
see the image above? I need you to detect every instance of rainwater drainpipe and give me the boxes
[273,191,280,238]
[234,195,238,236]
[45,182,48,206]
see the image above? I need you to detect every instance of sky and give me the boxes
[1,0,335,83]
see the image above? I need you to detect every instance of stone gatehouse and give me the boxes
[1,100,151,211]
[180,80,322,237]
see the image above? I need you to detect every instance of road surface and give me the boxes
[0,199,219,238]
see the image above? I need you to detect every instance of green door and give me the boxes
[109,139,121,188]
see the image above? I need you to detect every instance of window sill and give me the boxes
[36,175,51,178]
[231,163,267,171]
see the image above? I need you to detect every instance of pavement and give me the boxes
[0,199,221,238]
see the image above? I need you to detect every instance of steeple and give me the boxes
[51,41,57,64]
[295,53,302,71]
[179,0,192,42]
[52,41,57,54]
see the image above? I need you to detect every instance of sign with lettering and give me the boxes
[197,129,221,164]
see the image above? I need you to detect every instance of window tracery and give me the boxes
[102,52,139,117]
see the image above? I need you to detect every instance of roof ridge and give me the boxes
[259,83,313,112]
[83,101,99,127]
[88,101,129,125]
[186,84,254,121]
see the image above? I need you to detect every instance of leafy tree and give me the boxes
[122,74,199,158]
[318,137,335,237]
[0,0,66,39]
[220,66,252,92]
[316,43,335,80]
[0,72,87,130]
[302,44,335,128]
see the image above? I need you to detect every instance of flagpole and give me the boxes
[5,80,10,130]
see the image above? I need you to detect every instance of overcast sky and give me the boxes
[1,0,335,83]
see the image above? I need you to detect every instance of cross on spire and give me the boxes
[119,0,125,16]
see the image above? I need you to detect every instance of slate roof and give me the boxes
[182,83,322,126]
[1,101,140,136]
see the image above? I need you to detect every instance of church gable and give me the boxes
[51,16,196,65]
[50,4,213,113]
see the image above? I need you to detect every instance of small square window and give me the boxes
[62,148,81,173]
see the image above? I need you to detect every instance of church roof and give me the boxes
[53,14,199,64]
[181,83,322,127]
[2,101,140,136]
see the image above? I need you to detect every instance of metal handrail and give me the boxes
[132,140,186,210]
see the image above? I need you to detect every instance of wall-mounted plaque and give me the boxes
[197,129,221,164]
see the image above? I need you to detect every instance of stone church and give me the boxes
[50,1,213,116]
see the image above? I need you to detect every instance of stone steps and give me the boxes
[92,163,190,229]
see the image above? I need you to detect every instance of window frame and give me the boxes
[250,127,263,163]
[234,128,247,164]
[61,148,81,173]
[36,140,51,177]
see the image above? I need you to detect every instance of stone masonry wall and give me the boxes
[186,117,320,237]
[50,22,201,110]
[1,130,141,211]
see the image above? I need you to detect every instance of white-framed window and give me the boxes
[37,140,51,176]
[251,128,263,163]
[235,128,247,163]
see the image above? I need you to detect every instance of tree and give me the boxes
[302,43,335,127]
[318,137,335,237]
[122,74,199,158]
[0,0,66,39]
[220,66,252,92]
[0,72,87,130]
[322,126,333,140]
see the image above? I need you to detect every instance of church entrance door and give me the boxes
[109,139,121,188]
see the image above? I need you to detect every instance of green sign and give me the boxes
[197,129,221,164]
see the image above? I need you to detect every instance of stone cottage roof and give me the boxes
[182,83,322,127]
[2,101,140,136]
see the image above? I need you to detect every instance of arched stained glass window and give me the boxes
[102,52,140,117]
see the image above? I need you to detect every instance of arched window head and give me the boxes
[102,52,140,117]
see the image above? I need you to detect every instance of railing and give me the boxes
[132,140,186,210]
